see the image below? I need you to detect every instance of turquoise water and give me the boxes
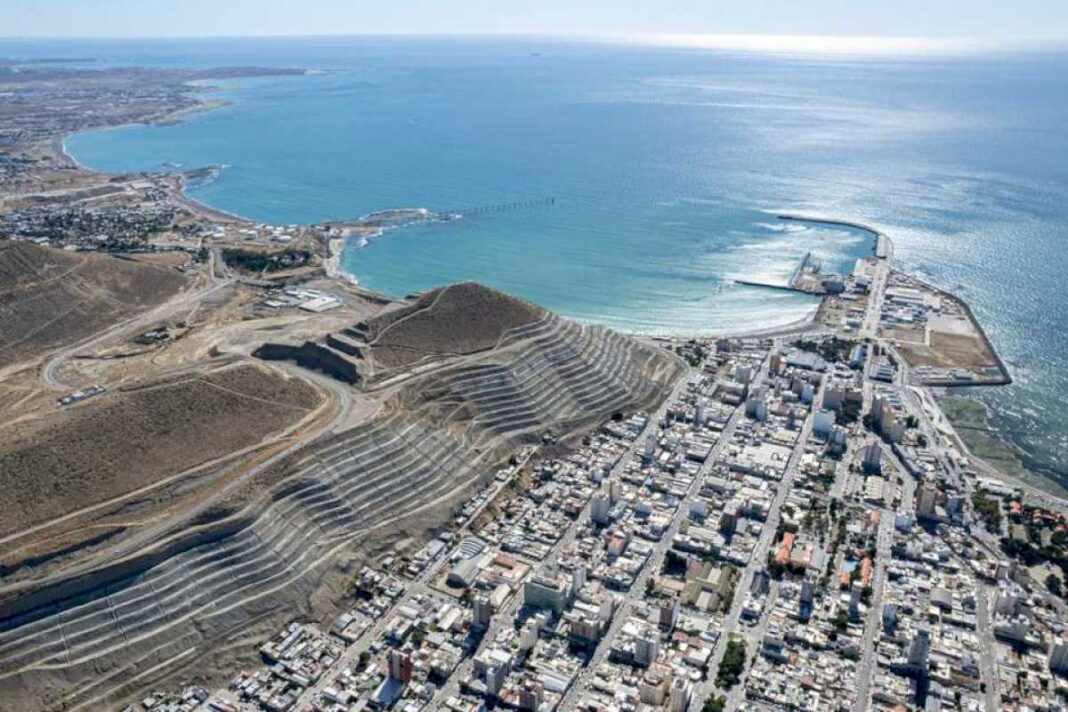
[20,37,1068,486]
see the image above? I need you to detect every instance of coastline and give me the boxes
[938,394,1068,505]
[48,80,1062,506]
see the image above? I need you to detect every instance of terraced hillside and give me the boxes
[0,283,683,712]
[0,241,189,368]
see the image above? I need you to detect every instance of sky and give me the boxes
[3,0,1068,44]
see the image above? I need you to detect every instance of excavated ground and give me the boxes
[0,279,684,712]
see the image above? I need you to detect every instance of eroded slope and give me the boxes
[0,282,684,712]
[0,241,190,368]
[0,363,322,539]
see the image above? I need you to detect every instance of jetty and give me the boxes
[440,196,555,216]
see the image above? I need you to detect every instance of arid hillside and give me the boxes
[0,241,189,367]
[365,281,546,371]
[0,363,322,539]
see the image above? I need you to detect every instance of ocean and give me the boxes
[9,36,1068,487]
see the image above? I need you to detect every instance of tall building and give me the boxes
[719,501,739,535]
[591,492,611,525]
[658,597,680,632]
[634,626,661,667]
[813,409,836,438]
[519,620,539,653]
[862,442,882,474]
[916,483,939,521]
[524,572,570,614]
[518,678,545,710]
[572,565,587,593]
[643,435,656,461]
[1049,641,1068,675]
[388,649,413,684]
[669,676,691,712]
[907,626,931,672]
[473,595,493,628]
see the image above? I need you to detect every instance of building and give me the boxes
[907,626,931,672]
[634,627,661,667]
[591,492,611,525]
[524,572,571,614]
[658,597,680,632]
[1049,641,1068,676]
[745,394,767,422]
[862,442,882,474]
[447,556,481,589]
[720,501,739,535]
[473,595,493,628]
[872,388,906,442]
[813,409,836,438]
[387,650,413,684]
[518,678,545,710]
[669,676,692,712]
[916,483,939,521]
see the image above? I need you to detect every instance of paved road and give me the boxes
[724,579,780,711]
[690,365,824,710]
[434,368,698,708]
[560,353,775,709]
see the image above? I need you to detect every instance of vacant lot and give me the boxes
[897,330,996,371]
[0,363,321,535]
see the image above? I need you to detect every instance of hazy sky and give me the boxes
[4,0,1068,42]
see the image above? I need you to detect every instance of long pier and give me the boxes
[441,196,555,216]
[733,279,810,294]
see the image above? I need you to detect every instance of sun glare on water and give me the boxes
[612,33,997,56]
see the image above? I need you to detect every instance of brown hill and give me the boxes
[365,281,545,371]
[0,363,321,539]
[0,241,189,368]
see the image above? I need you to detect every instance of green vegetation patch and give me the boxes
[716,637,747,689]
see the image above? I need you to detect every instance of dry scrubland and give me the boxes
[0,241,188,367]
[367,281,545,370]
[0,364,321,536]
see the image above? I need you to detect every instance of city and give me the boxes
[118,240,1068,712]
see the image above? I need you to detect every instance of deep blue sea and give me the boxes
[6,36,1068,487]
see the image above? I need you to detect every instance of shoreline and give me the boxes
[45,78,1061,506]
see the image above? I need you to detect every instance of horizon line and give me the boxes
[1,31,1066,57]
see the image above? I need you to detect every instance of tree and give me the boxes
[1047,573,1064,599]
[716,638,747,689]
[703,696,727,712]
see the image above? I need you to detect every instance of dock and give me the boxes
[733,279,809,294]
